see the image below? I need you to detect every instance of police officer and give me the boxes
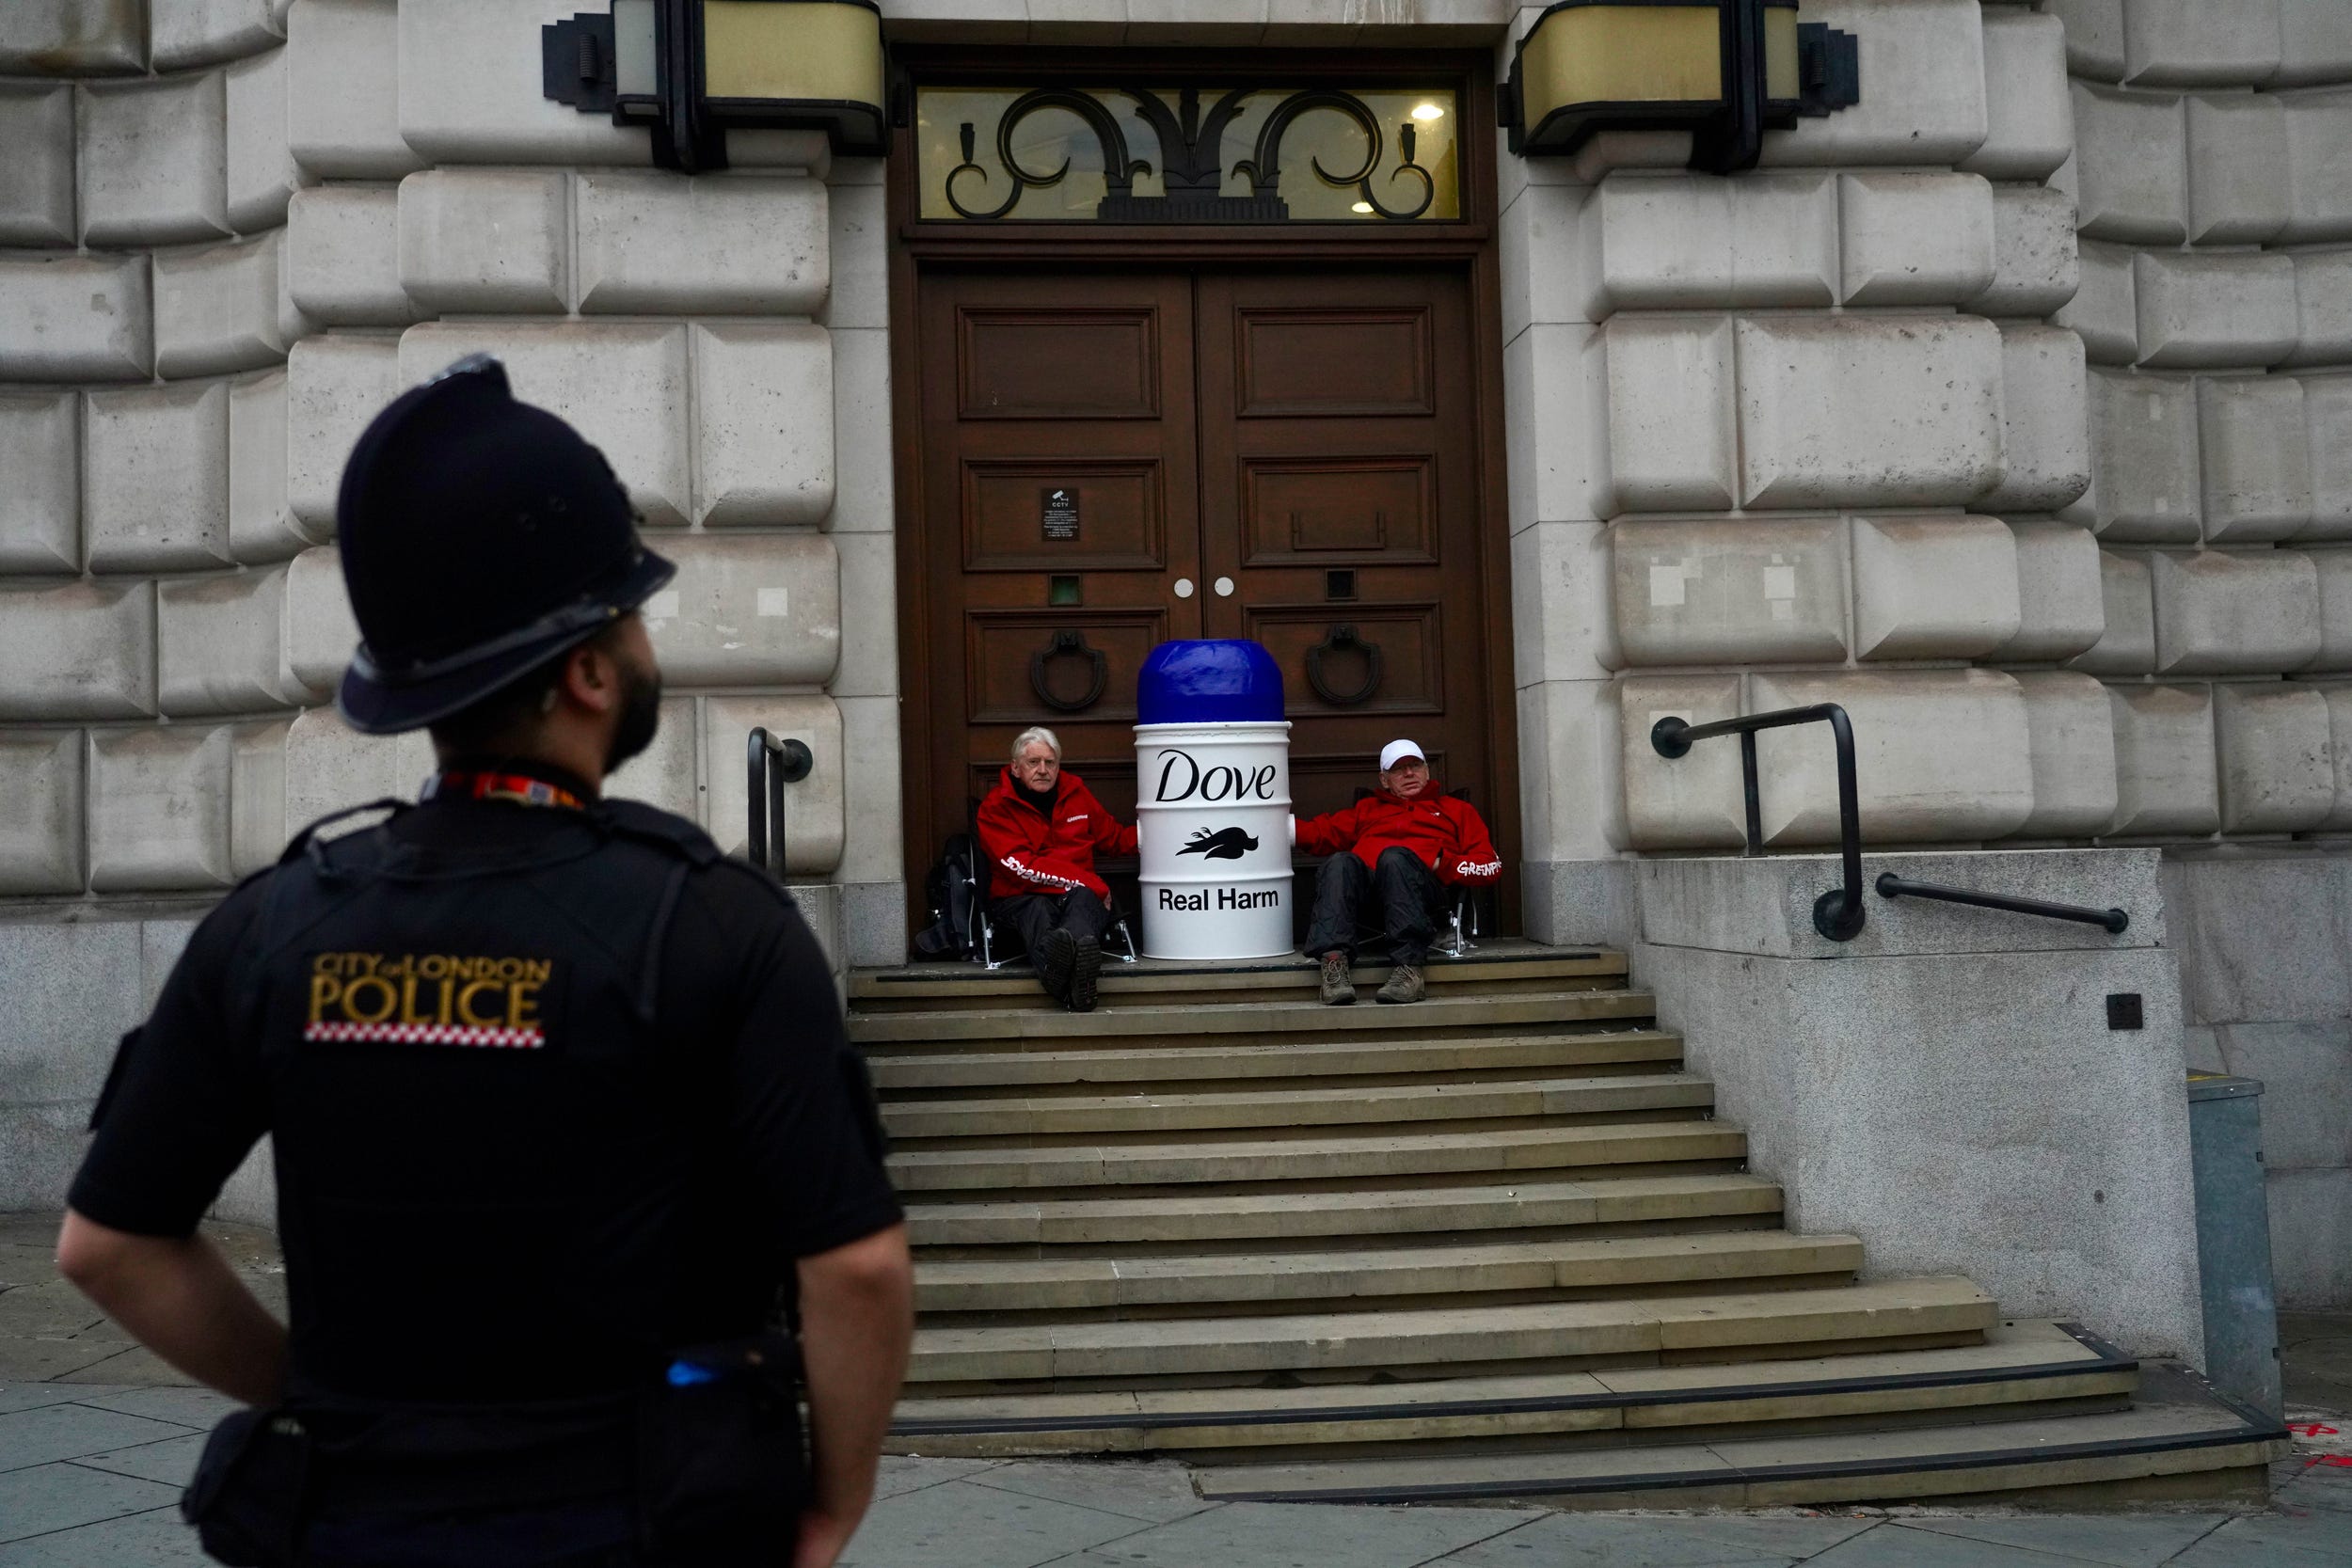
[56,356,913,1568]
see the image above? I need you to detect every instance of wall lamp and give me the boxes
[544,0,886,172]
[1502,0,1860,174]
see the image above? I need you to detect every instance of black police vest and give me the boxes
[237,800,771,1405]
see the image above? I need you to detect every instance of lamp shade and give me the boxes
[698,0,887,154]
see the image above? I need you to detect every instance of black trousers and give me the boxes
[993,888,1112,963]
[1303,847,1447,967]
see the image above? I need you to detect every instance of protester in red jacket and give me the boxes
[976,725,1137,1012]
[1294,737,1500,1006]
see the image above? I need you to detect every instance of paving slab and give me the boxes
[2176,1506,2352,1562]
[65,1387,238,1427]
[967,1459,1215,1525]
[1042,1499,1534,1568]
[70,1432,208,1486]
[51,1346,198,1386]
[0,1462,181,1544]
[0,1338,135,1383]
[1804,1521,2088,1565]
[873,1454,1008,1500]
[836,1476,1157,1568]
[1892,1512,2228,1566]
[0,1387,96,1418]
[0,1402,198,1473]
[1432,1510,1876,1566]
[0,1505,206,1566]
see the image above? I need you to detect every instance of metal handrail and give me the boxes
[1650,704,1866,942]
[1876,873,2128,935]
[745,727,814,877]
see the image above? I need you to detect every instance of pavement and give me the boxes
[4,1212,2350,1567]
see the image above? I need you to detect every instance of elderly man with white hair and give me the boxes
[975,726,1137,1012]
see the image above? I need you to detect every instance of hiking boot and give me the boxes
[1376,962,1425,1005]
[1066,935,1104,1013]
[1034,927,1077,1004]
[1318,952,1356,1006]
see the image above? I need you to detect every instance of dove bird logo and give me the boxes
[1178,826,1260,861]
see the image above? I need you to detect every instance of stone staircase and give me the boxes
[851,945,2287,1507]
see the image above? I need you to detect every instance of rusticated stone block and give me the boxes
[1617,674,1744,851]
[286,0,423,180]
[153,0,284,70]
[0,580,155,721]
[395,0,650,166]
[0,253,152,382]
[1500,182,1593,341]
[2153,549,2322,675]
[831,531,901,698]
[0,394,79,575]
[2071,84,2186,245]
[641,533,840,688]
[2305,548,2352,673]
[2134,252,2299,370]
[226,45,298,234]
[286,334,400,528]
[283,705,433,829]
[2285,250,2352,372]
[0,85,75,245]
[154,233,288,379]
[603,697,699,826]
[2065,370,2201,544]
[229,369,315,563]
[2009,672,2119,838]
[2001,522,2106,663]
[0,732,84,895]
[828,325,895,534]
[2047,0,2125,82]
[703,696,845,872]
[692,325,834,528]
[2108,683,2218,836]
[1756,0,1988,167]
[1736,315,2003,510]
[1963,10,2073,180]
[1987,324,2090,514]
[2122,0,2283,88]
[2280,88,2352,245]
[2304,375,2352,543]
[2214,683,2334,832]
[1590,173,1836,311]
[576,173,829,315]
[2199,376,2311,544]
[2275,0,2352,89]
[86,383,232,573]
[88,727,236,892]
[78,72,230,246]
[160,567,289,716]
[2185,93,2289,245]
[1603,316,1735,513]
[2067,549,2156,676]
[2320,686,2352,832]
[280,543,356,703]
[287,185,412,327]
[230,718,289,875]
[1851,513,2022,662]
[1521,678,1625,863]
[836,695,903,889]
[1611,516,1846,667]
[825,180,886,333]
[1752,670,2033,846]
[2055,240,2136,367]
[399,323,690,527]
[397,169,568,315]
[1969,185,2079,320]
[0,1,147,74]
[1506,324,1606,527]
[1837,173,1995,308]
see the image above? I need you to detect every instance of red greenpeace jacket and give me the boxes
[976,767,1138,902]
[1295,783,1502,886]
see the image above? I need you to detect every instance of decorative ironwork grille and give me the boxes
[915,85,1463,222]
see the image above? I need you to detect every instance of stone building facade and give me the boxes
[0,0,2345,1309]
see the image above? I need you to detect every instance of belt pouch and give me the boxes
[636,1333,807,1557]
[182,1407,310,1568]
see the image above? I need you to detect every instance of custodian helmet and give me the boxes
[332,355,675,736]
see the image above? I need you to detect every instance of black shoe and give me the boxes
[1035,927,1078,1004]
[1067,935,1104,1013]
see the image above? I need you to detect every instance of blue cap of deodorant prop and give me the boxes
[1136,641,1284,724]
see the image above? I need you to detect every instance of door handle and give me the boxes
[1306,624,1384,705]
[1030,629,1108,713]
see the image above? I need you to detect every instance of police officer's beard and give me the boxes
[606,657,663,772]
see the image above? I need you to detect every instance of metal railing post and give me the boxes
[745,727,815,878]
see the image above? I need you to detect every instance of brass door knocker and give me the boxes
[1305,624,1384,705]
[1030,629,1108,713]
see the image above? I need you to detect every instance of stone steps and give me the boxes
[885,1321,2137,1458]
[906,1277,1998,1389]
[848,989,1657,1047]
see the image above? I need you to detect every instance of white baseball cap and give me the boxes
[1379,738,1426,772]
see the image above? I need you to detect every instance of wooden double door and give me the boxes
[909,264,1511,928]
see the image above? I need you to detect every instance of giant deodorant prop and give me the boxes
[1135,641,1293,959]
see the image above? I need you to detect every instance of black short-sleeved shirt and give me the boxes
[67,791,901,1402]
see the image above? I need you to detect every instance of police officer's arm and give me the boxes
[793,1223,914,1568]
[56,1212,288,1407]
